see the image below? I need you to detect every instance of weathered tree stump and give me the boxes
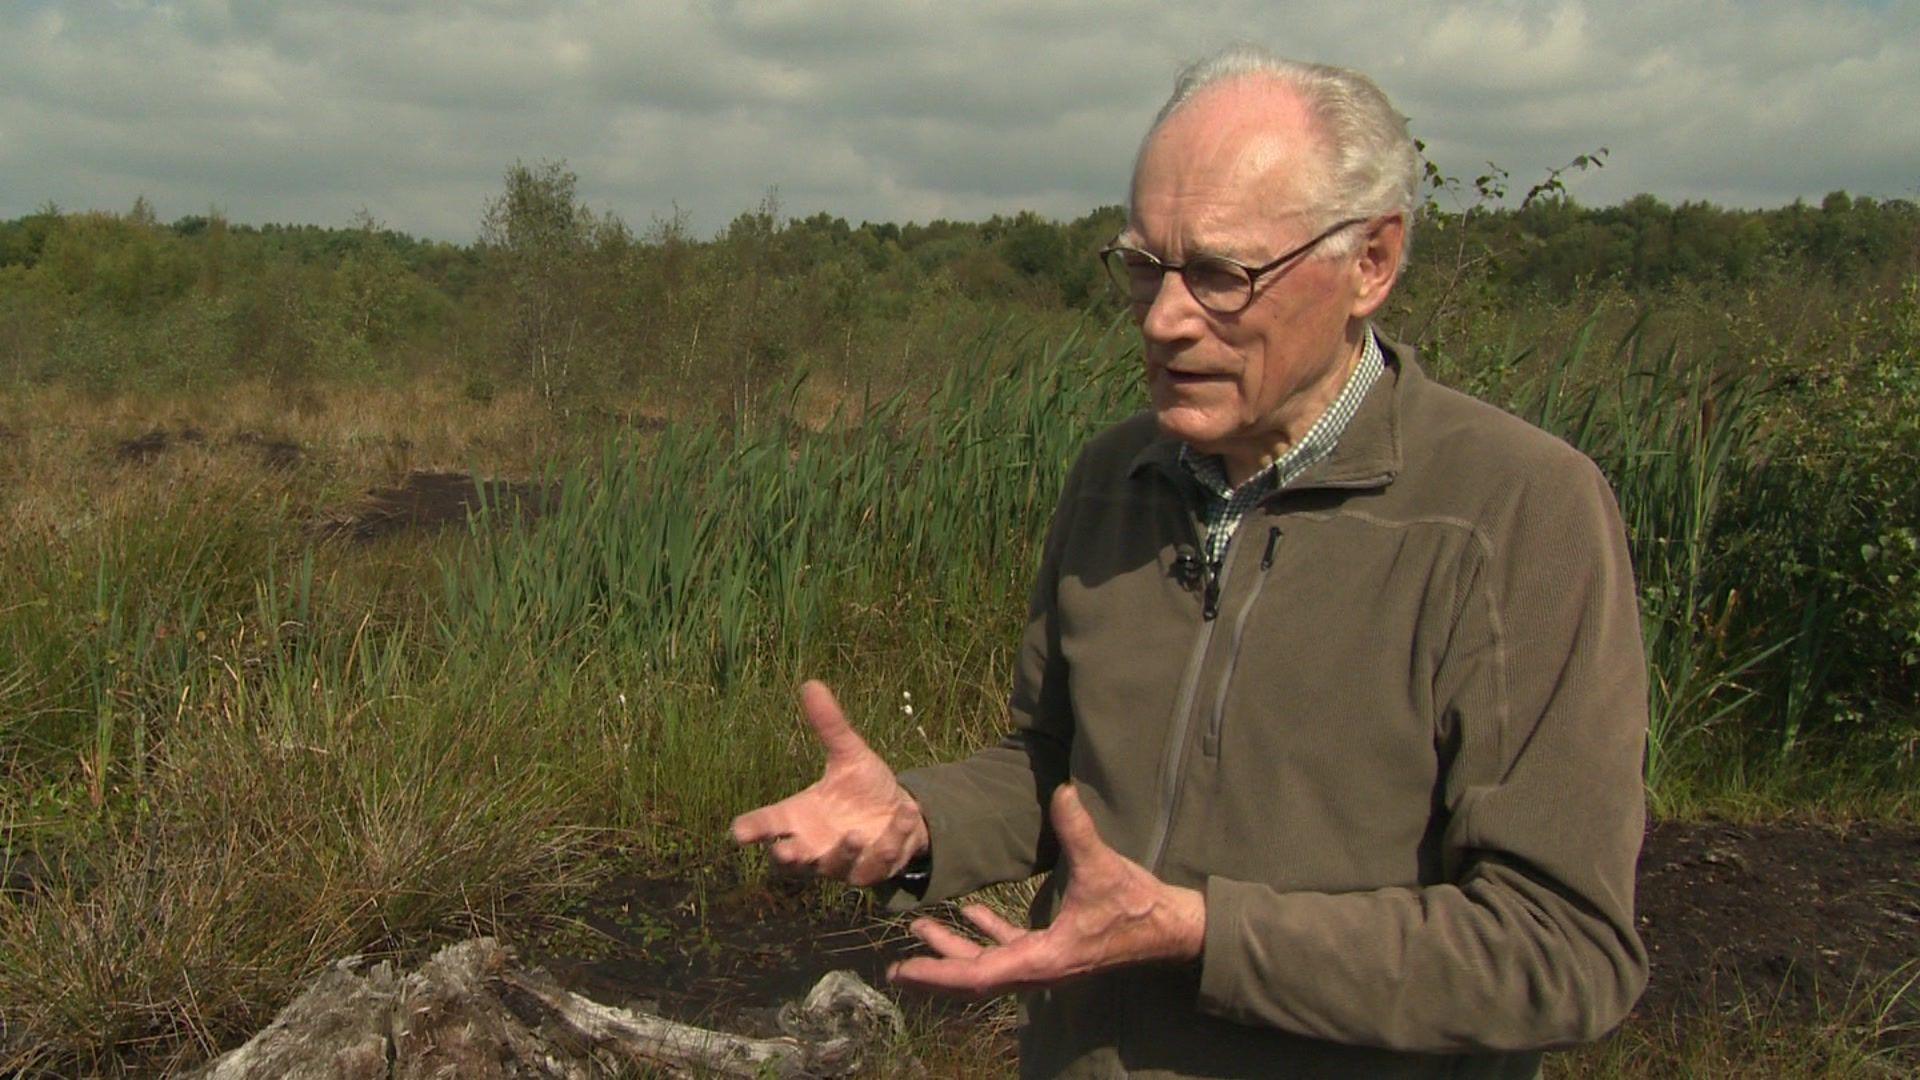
[193,938,909,1079]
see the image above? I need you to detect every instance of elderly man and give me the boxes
[733,46,1648,1078]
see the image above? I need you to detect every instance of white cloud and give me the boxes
[1,1,1914,239]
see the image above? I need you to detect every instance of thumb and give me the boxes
[800,680,874,766]
[1049,783,1107,863]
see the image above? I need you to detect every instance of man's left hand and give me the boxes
[887,784,1206,998]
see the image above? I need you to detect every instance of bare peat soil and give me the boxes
[322,469,557,541]
[113,425,303,468]
[529,873,946,1039]
[1633,820,1918,1049]
[108,429,553,541]
[528,821,1919,1057]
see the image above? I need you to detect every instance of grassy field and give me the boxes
[2,216,1918,1072]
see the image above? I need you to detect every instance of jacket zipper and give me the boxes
[1204,526,1281,757]
[1141,528,1232,873]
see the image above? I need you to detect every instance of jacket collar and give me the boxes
[1126,331,1413,493]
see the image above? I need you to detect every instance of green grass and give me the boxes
[1548,964,1919,1079]
[0,322,1141,1070]
[0,298,1916,1071]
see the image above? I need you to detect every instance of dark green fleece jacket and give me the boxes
[896,340,1650,1078]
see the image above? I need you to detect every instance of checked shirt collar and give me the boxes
[1179,329,1386,570]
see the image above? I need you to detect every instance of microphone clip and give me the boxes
[1172,548,1205,590]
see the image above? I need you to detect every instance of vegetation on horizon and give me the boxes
[3,161,1915,400]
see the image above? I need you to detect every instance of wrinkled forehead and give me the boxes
[1121,147,1324,260]
[1124,78,1330,253]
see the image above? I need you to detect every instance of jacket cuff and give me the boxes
[882,765,1027,911]
[1196,875,1284,1026]
[869,853,931,912]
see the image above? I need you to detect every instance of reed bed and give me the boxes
[0,311,1913,1071]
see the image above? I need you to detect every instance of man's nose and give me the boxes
[1138,269,1209,343]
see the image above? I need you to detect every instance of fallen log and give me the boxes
[193,937,909,1079]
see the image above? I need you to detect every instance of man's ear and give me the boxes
[1349,214,1406,320]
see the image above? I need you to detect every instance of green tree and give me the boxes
[479,159,598,400]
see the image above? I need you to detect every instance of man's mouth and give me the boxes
[1160,369,1229,385]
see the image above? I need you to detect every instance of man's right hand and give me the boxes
[729,680,930,887]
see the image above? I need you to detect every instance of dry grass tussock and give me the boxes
[0,377,635,1072]
[1547,965,1919,1079]
[0,644,607,1073]
[0,376,572,511]
[0,553,614,1068]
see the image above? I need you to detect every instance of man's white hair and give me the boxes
[1142,44,1420,259]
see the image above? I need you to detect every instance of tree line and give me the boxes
[1,161,1916,401]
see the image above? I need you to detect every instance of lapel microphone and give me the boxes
[1172,546,1204,589]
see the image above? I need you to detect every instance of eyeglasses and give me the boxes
[1098,216,1368,315]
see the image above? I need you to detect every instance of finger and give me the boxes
[765,835,818,874]
[960,904,1027,946]
[907,917,986,960]
[799,680,873,765]
[728,803,791,845]
[889,940,1046,998]
[1048,783,1106,863]
[888,954,996,997]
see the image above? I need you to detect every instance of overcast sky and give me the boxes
[3,1,1915,241]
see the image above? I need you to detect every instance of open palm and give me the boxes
[729,681,929,887]
[887,784,1206,997]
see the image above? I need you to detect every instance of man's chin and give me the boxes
[1151,410,1229,454]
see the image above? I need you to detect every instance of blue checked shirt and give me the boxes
[1179,330,1385,570]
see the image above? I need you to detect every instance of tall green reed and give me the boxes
[1521,320,1791,800]
[439,321,1140,680]
[1,486,607,1073]
[0,481,269,816]
[435,320,1142,837]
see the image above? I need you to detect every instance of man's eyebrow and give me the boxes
[1111,232,1252,261]
[1189,229,1276,262]
[1195,243,1259,263]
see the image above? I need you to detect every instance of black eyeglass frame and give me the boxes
[1098,215,1370,315]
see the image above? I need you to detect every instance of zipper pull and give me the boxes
[1260,526,1281,570]
[1202,569,1220,621]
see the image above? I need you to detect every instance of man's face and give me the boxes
[1122,81,1369,477]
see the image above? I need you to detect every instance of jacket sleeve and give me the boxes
[1195,457,1651,1052]
[882,451,1087,909]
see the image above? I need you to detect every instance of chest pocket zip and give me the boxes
[1142,522,1232,874]
[1203,526,1281,758]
